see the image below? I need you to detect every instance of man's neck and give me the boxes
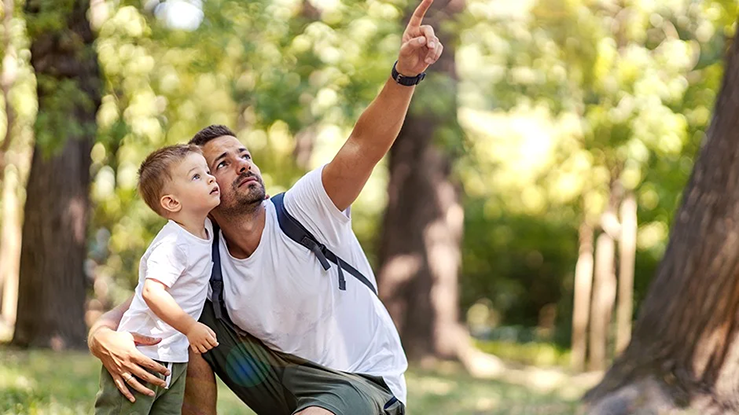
[214,202,266,259]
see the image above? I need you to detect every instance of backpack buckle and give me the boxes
[302,236,331,270]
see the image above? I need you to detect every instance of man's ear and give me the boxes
[160,194,182,214]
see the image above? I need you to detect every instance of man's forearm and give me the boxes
[349,78,415,164]
[321,0,440,211]
[323,78,416,211]
[88,295,132,350]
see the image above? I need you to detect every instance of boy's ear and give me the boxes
[160,194,182,214]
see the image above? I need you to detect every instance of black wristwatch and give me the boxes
[391,61,426,86]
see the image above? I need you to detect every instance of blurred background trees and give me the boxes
[0,0,738,411]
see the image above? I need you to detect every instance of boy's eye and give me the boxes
[242,154,251,160]
[192,174,200,180]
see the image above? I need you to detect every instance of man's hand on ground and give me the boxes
[90,328,169,402]
[397,0,444,76]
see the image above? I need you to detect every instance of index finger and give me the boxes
[133,350,170,376]
[409,0,434,28]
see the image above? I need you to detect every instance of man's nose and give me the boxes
[237,159,250,173]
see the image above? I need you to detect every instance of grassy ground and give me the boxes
[0,347,590,414]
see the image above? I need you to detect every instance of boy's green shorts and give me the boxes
[198,300,405,415]
[94,359,187,415]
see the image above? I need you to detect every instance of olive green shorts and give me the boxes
[199,300,405,415]
[94,360,188,415]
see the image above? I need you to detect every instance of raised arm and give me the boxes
[87,295,169,402]
[322,0,443,211]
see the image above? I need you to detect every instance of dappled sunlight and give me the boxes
[382,254,423,285]
[151,0,204,31]
[3,0,738,412]
[0,349,590,414]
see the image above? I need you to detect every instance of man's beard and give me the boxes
[218,172,266,217]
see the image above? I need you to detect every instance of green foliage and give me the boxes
[24,0,77,38]
[0,348,585,415]
[34,76,96,156]
[8,0,733,348]
[24,0,99,158]
[89,0,406,296]
[456,0,732,336]
[476,339,571,368]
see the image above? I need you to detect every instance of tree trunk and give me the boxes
[11,0,100,349]
[615,193,636,355]
[571,221,594,371]
[0,166,20,325]
[0,0,16,173]
[588,231,616,371]
[583,30,739,414]
[377,0,466,361]
[0,0,18,325]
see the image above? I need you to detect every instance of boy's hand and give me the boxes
[187,322,219,353]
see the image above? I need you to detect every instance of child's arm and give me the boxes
[142,279,218,353]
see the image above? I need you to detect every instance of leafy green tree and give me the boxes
[12,0,101,349]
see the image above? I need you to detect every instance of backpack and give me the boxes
[209,192,378,322]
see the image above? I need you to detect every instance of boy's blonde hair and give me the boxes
[138,144,202,216]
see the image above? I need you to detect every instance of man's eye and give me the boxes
[242,154,251,160]
[217,161,226,169]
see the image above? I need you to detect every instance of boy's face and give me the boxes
[163,152,220,215]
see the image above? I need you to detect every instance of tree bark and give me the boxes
[583,30,739,414]
[377,0,466,361]
[0,0,16,173]
[588,231,616,371]
[571,221,594,371]
[615,193,636,355]
[0,0,17,324]
[11,0,100,349]
[0,166,20,324]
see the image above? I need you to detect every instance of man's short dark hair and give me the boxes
[189,125,237,147]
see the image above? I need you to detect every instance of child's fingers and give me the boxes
[206,334,219,348]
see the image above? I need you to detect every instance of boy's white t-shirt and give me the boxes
[218,167,408,403]
[118,219,214,363]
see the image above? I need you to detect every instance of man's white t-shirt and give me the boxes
[219,167,408,403]
[118,219,214,363]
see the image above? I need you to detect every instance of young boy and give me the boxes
[95,144,221,414]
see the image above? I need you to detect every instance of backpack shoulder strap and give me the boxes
[270,192,378,296]
[209,223,225,320]
[208,223,247,336]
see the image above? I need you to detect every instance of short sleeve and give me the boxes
[143,241,188,288]
[282,166,352,248]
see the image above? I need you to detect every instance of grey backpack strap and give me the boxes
[270,192,378,296]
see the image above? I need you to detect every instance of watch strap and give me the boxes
[391,61,426,86]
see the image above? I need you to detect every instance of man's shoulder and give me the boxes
[284,167,323,202]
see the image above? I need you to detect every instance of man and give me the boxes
[88,0,443,413]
